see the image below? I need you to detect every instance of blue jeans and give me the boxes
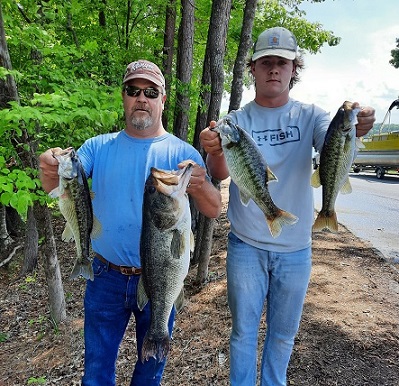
[227,233,312,386]
[81,257,175,386]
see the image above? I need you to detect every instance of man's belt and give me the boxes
[95,253,142,276]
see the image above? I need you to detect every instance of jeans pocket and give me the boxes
[92,257,107,277]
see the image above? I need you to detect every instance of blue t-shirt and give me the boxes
[77,130,204,267]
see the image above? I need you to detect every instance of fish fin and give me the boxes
[239,191,251,206]
[312,211,339,232]
[310,168,321,188]
[141,333,170,363]
[170,230,184,258]
[49,187,61,198]
[61,223,74,242]
[190,230,195,253]
[90,216,102,239]
[137,277,149,311]
[340,178,352,194]
[70,259,94,281]
[356,137,365,149]
[266,210,298,238]
[77,172,84,185]
[266,166,278,182]
[174,287,185,313]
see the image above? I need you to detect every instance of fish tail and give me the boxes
[267,210,299,238]
[141,333,170,363]
[312,211,338,232]
[70,259,94,281]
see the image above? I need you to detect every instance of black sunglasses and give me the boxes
[124,85,161,99]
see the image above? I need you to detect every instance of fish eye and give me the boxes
[146,185,157,194]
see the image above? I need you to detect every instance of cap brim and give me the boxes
[252,48,296,61]
[123,73,164,89]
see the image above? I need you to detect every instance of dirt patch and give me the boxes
[1,181,399,385]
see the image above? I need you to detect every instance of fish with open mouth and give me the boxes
[137,163,193,362]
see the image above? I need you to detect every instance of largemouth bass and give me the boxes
[212,118,298,238]
[311,101,362,232]
[137,163,193,363]
[50,147,100,281]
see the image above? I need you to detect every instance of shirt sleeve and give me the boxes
[313,106,331,153]
[77,137,96,178]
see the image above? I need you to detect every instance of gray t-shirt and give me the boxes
[226,98,330,252]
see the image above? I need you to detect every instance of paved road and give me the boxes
[313,171,399,263]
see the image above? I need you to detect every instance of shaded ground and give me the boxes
[1,181,399,385]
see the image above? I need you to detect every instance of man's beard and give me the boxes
[131,115,153,131]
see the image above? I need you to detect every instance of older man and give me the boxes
[39,59,221,386]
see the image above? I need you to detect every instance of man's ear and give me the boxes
[250,61,256,76]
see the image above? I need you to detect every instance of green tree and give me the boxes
[389,38,399,68]
[0,0,341,310]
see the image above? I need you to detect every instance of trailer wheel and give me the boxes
[376,167,385,179]
[353,166,361,173]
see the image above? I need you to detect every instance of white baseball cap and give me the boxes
[252,27,298,61]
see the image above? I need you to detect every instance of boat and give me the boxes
[353,99,399,179]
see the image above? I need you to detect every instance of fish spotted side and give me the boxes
[137,163,193,363]
[311,101,362,232]
[212,118,298,238]
[50,147,101,281]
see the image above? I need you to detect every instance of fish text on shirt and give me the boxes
[252,126,300,147]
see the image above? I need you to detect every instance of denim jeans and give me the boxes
[227,233,312,386]
[81,257,175,386]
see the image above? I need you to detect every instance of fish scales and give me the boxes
[212,118,298,238]
[311,101,361,232]
[50,148,99,281]
[137,164,193,363]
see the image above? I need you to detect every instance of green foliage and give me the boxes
[2,0,339,142]
[0,155,41,219]
[364,123,399,138]
[389,38,399,69]
[0,332,9,343]
[0,0,340,219]
[253,1,339,54]
[27,376,46,385]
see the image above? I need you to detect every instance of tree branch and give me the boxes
[0,244,22,268]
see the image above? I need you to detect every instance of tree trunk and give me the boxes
[193,51,211,152]
[228,0,258,112]
[191,47,211,259]
[66,13,80,49]
[207,0,232,120]
[173,0,195,141]
[193,209,213,281]
[162,0,176,131]
[0,204,13,253]
[0,8,18,106]
[6,206,25,237]
[20,206,38,275]
[0,1,66,321]
[192,0,232,285]
[34,201,67,322]
[125,0,132,49]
